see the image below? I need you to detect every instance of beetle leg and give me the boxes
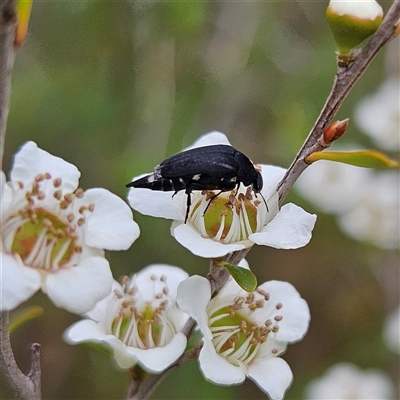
[185,191,191,223]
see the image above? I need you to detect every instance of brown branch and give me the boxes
[0,312,42,400]
[277,0,400,205]
[126,3,400,399]
[126,345,200,400]
[0,0,18,168]
[0,2,41,399]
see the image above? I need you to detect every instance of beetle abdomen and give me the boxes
[128,174,187,193]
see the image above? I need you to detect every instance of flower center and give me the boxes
[188,188,270,244]
[2,173,93,272]
[10,208,76,269]
[108,275,179,350]
[208,289,284,371]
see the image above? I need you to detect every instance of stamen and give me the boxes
[52,238,72,269]
[53,178,62,187]
[209,313,231,325]
[214,214,226,241]
[23,229,48,267]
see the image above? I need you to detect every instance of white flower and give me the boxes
[383,305,400,355]
[328,0,383,21]
[177,261,310,400]
[64,264,189,372]
[1,141,140,313]
[305,363,395,399]
[296,159,371,214]
[296,162,399,249]
[337,171,399,249]
[128,131,316,258]
[355,77,400,151]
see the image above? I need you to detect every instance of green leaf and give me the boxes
[306,150,399,169]
[223,263,257,292]
[9,305,44,334]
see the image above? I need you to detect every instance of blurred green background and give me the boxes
[2,1,398,399]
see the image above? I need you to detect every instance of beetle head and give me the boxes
[252,169,263,193]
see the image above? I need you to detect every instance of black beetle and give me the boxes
[126,144,265,223]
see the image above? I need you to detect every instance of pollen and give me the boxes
[188,186,270,244]
[107,273,180,350]
[2,173,94,273]
[206,287,287,371]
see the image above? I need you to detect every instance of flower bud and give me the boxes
[321,118,349,147]
[326,0,383,54]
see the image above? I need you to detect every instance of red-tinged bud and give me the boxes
[395,18,400,37]
[320,119,349,147]
[15,0,33,48]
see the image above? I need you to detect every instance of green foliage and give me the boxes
[223,262,258,292]
[307,150,399,169]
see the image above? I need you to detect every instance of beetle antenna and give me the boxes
[256,192,269,212]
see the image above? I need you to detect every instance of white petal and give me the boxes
[173,223,246,258]
[329,0,383,20]
[66,322,138,369]
[128,185,186,220]
[85,280,123,321]
[135,264,189,303]
[248,357,293,400]
[250,203,316,249]
[189,131,232,149]
[64,319,110,344]
[305,363,396,399]
[258,281,311,342]
[124,333,187,372]
[199,339,245,385]
[45,256,113,315]
[10,142,80,192]
[259,165,287,199]
[0,254,41,311]
[177,276,212,340]
[0,170,5,188]
[111,341,139,369]
[82,188,140,250]
[1,171,13,217]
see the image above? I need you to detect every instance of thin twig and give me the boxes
[127,345,200,400]
[0,312,42,400]
[0,0,18,168]
[0,1,42,399]
[277,0,400,205]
